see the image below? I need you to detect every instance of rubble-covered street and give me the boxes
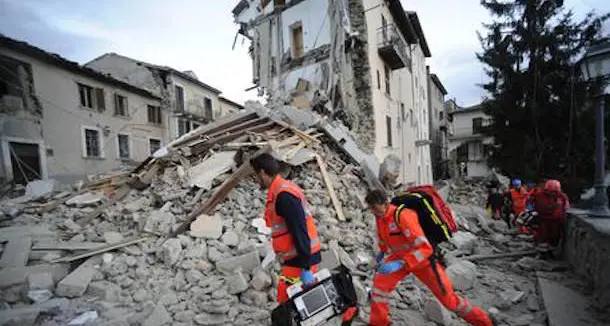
[0,107,606,326]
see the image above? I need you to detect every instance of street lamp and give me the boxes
[580,39,610,218]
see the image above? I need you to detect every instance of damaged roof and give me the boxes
[406,11,431,58]
[219,96,245,110]
[0,35,161,100]
[386,0,418,45]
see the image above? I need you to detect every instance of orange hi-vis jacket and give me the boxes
[509,187,529,214]
[376,204,434,270]
[264,176,321,264]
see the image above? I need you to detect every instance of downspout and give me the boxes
[409,44,416,184]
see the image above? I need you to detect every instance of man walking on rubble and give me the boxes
[250,153,358,325]
[365,189,493,326]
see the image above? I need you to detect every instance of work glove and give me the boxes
[300,269,315,286]
[374,252,385,265]
[377,260,404,274]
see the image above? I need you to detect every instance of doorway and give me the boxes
[9,142,41,184]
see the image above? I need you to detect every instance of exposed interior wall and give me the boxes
[86,54,164,97]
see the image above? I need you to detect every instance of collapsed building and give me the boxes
[1,104,601,326]
[232,0,435,187]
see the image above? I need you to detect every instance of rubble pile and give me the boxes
[446,179,490,208]
[0,106,571,326]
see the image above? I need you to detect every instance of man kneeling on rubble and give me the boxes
[365,189,493,326]
[250,153,358,325]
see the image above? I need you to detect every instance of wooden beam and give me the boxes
[50,237,149,263]
[271,119,319,145]
[171,112,260,148]
[190,121,275,155]
[169,145,272,238]
[314,154,346,221]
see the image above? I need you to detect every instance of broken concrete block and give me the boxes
[228,270,249,294]
[67,311,98,325]
[216,250,261,273]
[0,306,41,326]
[498,289,525,309]
[320,249,341,271]
[27,272,54,291]
[66,192,103,206]
[250,269,272,291]
[352,279,368,304]
[25,179,59,199]
[424,298,452,325]
[63,219,82,232]
[159,238,182,266]
[27,289,53,303]
[221,230,240,247]
[144,210,176,235]
[55,259,97,297]
[449,231,478,253]
[516,257,545,271]
[190,214,223,239]
[143,304,172,326]
[251,218,271,235]
[0,236,32,268]
[446,260,477,291]
[104,231,124,244]
[87,281,121,301]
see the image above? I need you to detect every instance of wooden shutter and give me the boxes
[96,88,105,111]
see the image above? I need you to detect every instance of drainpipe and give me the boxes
[409,44,416,184]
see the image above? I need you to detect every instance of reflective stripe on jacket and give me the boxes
[264,176,320,263]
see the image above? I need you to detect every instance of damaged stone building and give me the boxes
[232,0,436,186]
[427,69,450,180]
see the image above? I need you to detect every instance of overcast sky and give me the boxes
[0,0,608,107]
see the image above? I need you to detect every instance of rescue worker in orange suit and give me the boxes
[365,189,493,326]
[531,180,569,247]
[250,153,358,325]
[508,178,529,216]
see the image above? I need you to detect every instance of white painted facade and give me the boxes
[448,106,494,178]
[0,42,165,184]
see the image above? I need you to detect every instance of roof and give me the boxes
[219,96,244,110]
[430,74,447,95]
[406,11,431,57]
[232,0,249,16]
[0,35,161,100]
[89,53,222,94]
[386,0,417,45]
[452,103,484,114]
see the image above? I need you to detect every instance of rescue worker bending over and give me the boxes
[365,189,493,326]
[250,153,357,325]
[531,179,569,247]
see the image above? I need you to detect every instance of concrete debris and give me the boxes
[251,218,271,235]
[227,270,249,294]
[25,179,59,199]
[449,231,478,253]
[0,236,32,268]
[221,230,240,247]
[144,209,176,235]
[159,238,182,266]
[143,304,172,326]
[188,150,237,190]
[65,192,104,206]
[190,213,223,239]
[216,250,261,274]
[27,271,54,291]
[424,298,452,325]
[27,289,53,303]
[67,311,98,325]
[446,260,477,291]
[250,269,272,291]
[55,258,97,297]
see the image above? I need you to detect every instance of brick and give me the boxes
[28,272,54,291]
[0,236,32,268]
[215,250,260,273]
[56,259,97,297]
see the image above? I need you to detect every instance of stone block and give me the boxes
[250,269,272,291]
[216,250,260,273]
[66,192,103,206]
[158,238,182,266]
[446,260,477,291]
[320,249,341,271]
[0,306,41,326]
[28,272,54,291]
[221,230,240,247]
[143,304,172,326]
[144,210,176,235]
[449,231,478,253]
[56,259,97,297]
[423,298,452,325]
[104,231,124,244]
[25,179,59,199]
[87,281,121,301]
[0,236,32,268]
[190,214,223,239]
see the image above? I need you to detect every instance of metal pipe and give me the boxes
[591,96,610,217]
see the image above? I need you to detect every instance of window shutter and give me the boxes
[96,88,105,111]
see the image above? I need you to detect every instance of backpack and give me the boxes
[390,185,456,248]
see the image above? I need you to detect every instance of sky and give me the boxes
[0,0,608,108]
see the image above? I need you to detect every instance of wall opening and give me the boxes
[8,142,41,184]
[290,22,304,59]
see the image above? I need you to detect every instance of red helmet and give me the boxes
[544,179,561,192]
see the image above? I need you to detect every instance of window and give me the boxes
[410,109,414,126]
[457,144,469,162]
[95,88,105,111]
[439,111,444,120]
[376,70,381,90]
[386,116,392,147]
[472,117,483,134]
[178,118,192,136]
[114,94,128,116]
[78,83,94,108]
[291,22,304,58]
[149,138,161,155]
[204,97,213,119]
[381,15,387,41]
[174,84,185,111]
[82,127,102,158]
[384,65,391,95]
[147,105,162,125]
[401,103,405,121]
[117,134,130,159]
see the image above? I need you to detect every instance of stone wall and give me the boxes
[563,212,610,309]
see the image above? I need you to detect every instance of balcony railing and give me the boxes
[377,24,410,70]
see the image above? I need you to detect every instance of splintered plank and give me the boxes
[50,237,149,263]
[314,154,346,221]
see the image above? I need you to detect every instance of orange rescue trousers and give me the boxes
[277,265,358,324]
[370,258,492,326]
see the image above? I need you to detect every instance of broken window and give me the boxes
[78,83,94,108]
[174,85,185,111]
[204,97,213,119]
[149,138,161,155]
[384,65,390,95]
[386,116,392,147]
[147,105,162,125]
[83,128,101,158]
[117,134,130,159]
[114,94,128,116]
[291,22,304,58]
